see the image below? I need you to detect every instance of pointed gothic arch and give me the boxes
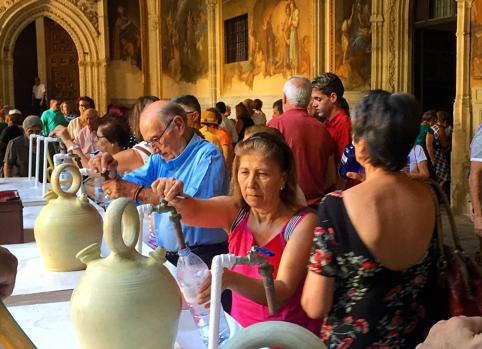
[0,0,107,112]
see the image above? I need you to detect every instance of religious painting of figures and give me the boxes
[108,0,142,70]
[472,1,482,81]
[223,0,312,94]
[161,0,208,84]
[333,0,371,90]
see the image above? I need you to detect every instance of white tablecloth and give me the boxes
[3,241,240,349]
[0,177,47,206]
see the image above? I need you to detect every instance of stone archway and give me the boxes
[0,0,107,112]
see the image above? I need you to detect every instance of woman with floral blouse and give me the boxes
[302,90,438,349]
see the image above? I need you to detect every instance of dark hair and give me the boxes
[215,101,227,114]
[436,110,451,123]
[78,96,96,109]
[172,95,201,114]
[97,115,131,149]
[235,102,250,119]
[422,110,436,122]
[272,99,283,113]
[351,90,420,172]
[129,96,160,140]
[9,112,23,126]
[207,107,223,125]
[253,98,263,110]
[312,72,345,102]
[339,97,350,116]
[231,132,300,210]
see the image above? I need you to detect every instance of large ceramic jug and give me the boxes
[71,197,181,349]
[34,163,102,271]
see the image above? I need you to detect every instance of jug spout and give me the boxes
[76,243,102,264]
[148,248,167,266]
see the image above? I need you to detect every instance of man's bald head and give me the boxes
[140,100,186,125]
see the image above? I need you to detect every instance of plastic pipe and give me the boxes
[136,204,153,254]
[208,254,238,349]
[41,137,58,195]
[28,134,34,179]
[34,135,44,187]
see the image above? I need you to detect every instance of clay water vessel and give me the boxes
[71,197,181,349]
[34,163,102,271]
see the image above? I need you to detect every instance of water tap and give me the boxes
[151,198,187,249]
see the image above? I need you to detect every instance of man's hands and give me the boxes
[88,153,119,178]
[0,247,18,300]
[151,178,185,202]
[416,316,482,349]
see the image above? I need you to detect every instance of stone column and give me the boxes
[146,0,161,97]
[35,18,47,86]
[207,0,219,105]
[452,0,474,214]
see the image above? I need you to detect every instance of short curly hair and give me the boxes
[351,90,420,172]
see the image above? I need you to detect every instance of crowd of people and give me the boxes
[0,71,480,348]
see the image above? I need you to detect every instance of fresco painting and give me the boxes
[472,0,482,81]
[108,0,142,70]
[223,0,312,94]
[333,0,371,90]
[161,0,209,84]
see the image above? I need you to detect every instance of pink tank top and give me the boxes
[228,208,321,335]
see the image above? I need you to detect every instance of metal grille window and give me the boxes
[225,14,248,64]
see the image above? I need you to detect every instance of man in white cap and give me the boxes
[3,115,43,179]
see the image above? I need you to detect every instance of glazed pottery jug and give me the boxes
[71,197,181,349]
[34,163,102,271]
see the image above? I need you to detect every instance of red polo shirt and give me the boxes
[268,108,337,205]
[325,110,352,158]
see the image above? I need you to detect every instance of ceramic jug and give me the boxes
[71,197,181,349]
[34,163,102,271]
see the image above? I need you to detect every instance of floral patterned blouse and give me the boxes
[309,192,437,349]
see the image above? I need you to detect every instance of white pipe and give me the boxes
[41,137,58,195]
[28,134,34,179]
[35,135,43,187]
[136,204,153,254]
[208,254,238,349]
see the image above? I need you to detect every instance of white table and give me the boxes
[2,241,240,349]
[0,177,47,206]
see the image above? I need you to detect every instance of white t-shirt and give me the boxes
[470,125,482,162]
[403,145,427,173]
[32,83,46,99]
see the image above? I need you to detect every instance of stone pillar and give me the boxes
[312,0,324,76]
[207,0,219,105]
[146,0,161,97]
[371,0,384,89]
[96,0,108,113]
[35,17,47,86]
[452,0,474,214]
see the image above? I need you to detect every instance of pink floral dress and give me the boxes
[309,192,437,349]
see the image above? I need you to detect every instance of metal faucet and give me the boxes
[151,198,187,249]
[234,247,278,316]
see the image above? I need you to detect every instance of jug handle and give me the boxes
[104,197,140,255]
[51,163,82,199]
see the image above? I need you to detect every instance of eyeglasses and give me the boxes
[146,118,174,148]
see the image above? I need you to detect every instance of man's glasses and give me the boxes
[146,118,174,148]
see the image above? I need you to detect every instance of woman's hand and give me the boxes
[416,316,482,348]
[151,178,184,202]
[197,272,212,308]
[50,125,72,144]
[89,152,118,176]
[346,171,366,182]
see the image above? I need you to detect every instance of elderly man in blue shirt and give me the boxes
[90,100,228,266]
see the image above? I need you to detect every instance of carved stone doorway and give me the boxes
[44,18,80,110]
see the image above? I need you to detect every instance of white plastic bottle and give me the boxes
[176,247,230,345]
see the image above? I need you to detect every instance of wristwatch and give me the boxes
[67,143,80,153]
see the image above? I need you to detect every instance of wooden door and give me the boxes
[44,17,79,108]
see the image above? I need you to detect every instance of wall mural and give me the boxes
[161,0,208,84]
[108,0,142,70]
[333,0,371,90]
[472,0,482,82]
[223,0,312,93]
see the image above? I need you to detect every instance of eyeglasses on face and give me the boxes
[146,118,174,148]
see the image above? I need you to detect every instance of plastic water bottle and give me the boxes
[338,143,363,179]
[176,247,230,345]
[93,177,111,210]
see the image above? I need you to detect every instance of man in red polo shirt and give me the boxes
[311,73,351,159]
[268,76,337,208]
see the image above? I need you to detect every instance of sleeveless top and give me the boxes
[309,192,437,348]
[229,207,321,334]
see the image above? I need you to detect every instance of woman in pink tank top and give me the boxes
[151,129,321,334]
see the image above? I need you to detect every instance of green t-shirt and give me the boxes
[41,109,68,136]
[415,123,433,150]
